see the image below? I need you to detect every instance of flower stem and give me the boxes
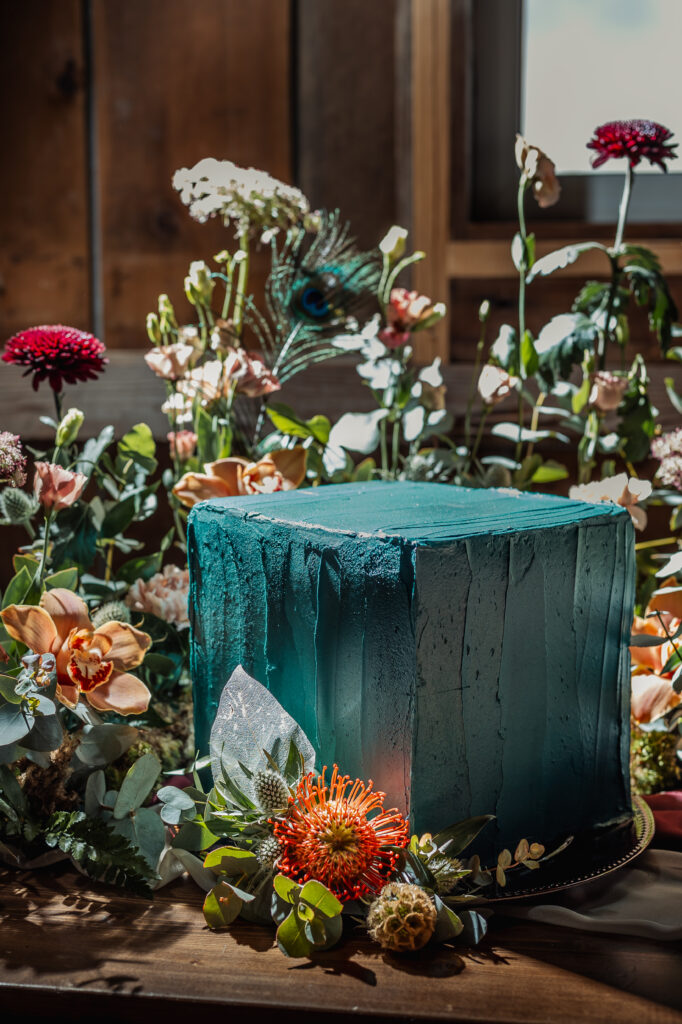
[525,392,545,459]
[233,231,251,340]
[53,391,63,424]
[380,418,389,477]
[37,509,53,589]
[470,408,489,467]
[515,180,528,465]
[599,164,634,371]
[391,418,400,479]
[465,321,488,449]
[614,163,634,252]
[634,536,678,551]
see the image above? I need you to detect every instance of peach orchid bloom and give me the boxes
[0,589,152,715]
[630,577,682,723]
[34,462,87,510]
[172,448,307,509]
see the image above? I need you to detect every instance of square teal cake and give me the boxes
[188,482,635,849]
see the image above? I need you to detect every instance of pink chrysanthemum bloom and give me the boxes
[651,429,682,491]
[3,325,108,392]
[587,120,678,171]
[0,432,27,487]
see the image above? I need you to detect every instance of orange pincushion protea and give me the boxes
[273,765,409,902]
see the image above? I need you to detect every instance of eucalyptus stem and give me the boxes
[233,230,251,339]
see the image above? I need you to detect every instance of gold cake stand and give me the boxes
[481,795,656,902]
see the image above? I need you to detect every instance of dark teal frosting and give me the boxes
[188,482,634,850]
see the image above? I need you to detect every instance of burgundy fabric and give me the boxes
[644,790,682,845]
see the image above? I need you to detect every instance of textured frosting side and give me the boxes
[412,514,634,847]
[188,507,417,802]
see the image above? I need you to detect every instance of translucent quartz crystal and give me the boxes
[188,482,634,849]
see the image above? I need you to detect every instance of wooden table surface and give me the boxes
[1,864,680,1024]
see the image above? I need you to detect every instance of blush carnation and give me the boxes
[587,120,678,171]
[3,325,108,392]
[126,565,190,629]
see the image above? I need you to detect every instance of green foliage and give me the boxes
[44,811,155,896]
[270,873,343,957]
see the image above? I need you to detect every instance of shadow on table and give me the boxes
[492,917,682,1016]
[0,865,186,977]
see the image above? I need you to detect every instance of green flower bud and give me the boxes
[478,299,491,323]
[55,408,84,448]
[146,312,162,343]
[158,294,177,330]
[188,260,215,306]
[379,224,408,261]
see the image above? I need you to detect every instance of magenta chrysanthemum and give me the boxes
[587,120,677,171]
[2,325,108,393]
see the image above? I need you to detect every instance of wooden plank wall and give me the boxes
[0,0,292,350]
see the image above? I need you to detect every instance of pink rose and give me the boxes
[168,430,198,463]
[34,462,87,510]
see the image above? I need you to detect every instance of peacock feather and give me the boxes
[244,210,381,384]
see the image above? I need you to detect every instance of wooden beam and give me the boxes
[410,0,451,364]
[447,238,682,280]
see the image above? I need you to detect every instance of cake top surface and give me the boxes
[192,482,627,544]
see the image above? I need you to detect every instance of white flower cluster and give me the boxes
[172,158,310,239]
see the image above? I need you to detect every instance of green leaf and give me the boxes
[112,804,166,870]
[76,425,115,477]
[116,423,157,476]
[203,881,244,929]
[665,377,682,416]
[535,314,599,390]
[75,723,139,767]
[0,676,21,704]
[458,909,489,945]
[305,414,331,444]
[44,567,79,591]
[3,566,34,609]
[530,460,569,484]
[113,752,161,818]
[101,494,139,538]
[526,242,607,283]
[0,701,33,745]
[432,815,495,856]
[194,407,214,464]
[511,233,525,273]
[12,554,39,577]
[299,879,343,918]
[520,330,538,378]
[116,552,163,585]
[276,909,313,958]
[432,898,464,942]
[84,769,106,817]
[203,846,259,877]
[171,821,219,851]
[21,714,63,752]
[328,409,389,455]
[0,763,25,812]
[266,403,314,439]
[273,872,301,904]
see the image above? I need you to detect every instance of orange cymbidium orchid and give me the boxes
[0,588,152,715]
[630,576,682,724]
[172,447,307,509]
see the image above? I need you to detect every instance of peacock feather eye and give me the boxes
[294,269,344,321]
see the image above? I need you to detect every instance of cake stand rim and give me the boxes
[471,795,656,904]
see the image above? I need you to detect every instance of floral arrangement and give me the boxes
[0,124,680,954]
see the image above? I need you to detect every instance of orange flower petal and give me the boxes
[172,472,232,508]
[93,621,151,670]
[0,604,58,654]
[632,674,681,723]
[86,671,151,715]
[40,588,91,643]
[630,615,665,673]
[204,458,248,493]
[56,680,80,709]
[648,586,682,620]
[269,447,307,489]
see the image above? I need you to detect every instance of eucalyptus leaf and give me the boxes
[112,805,166,870]
[277,909,313,958]
[171,821,219,851]
[84,769,107,816]
[75,723,139,767]
[203,881,243,928]
[299,879,343,918]
[44,568,79,592]
[432,815,495,856]
[0,701,33,745]
[113,752,161,819]
[21,714,63,752]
